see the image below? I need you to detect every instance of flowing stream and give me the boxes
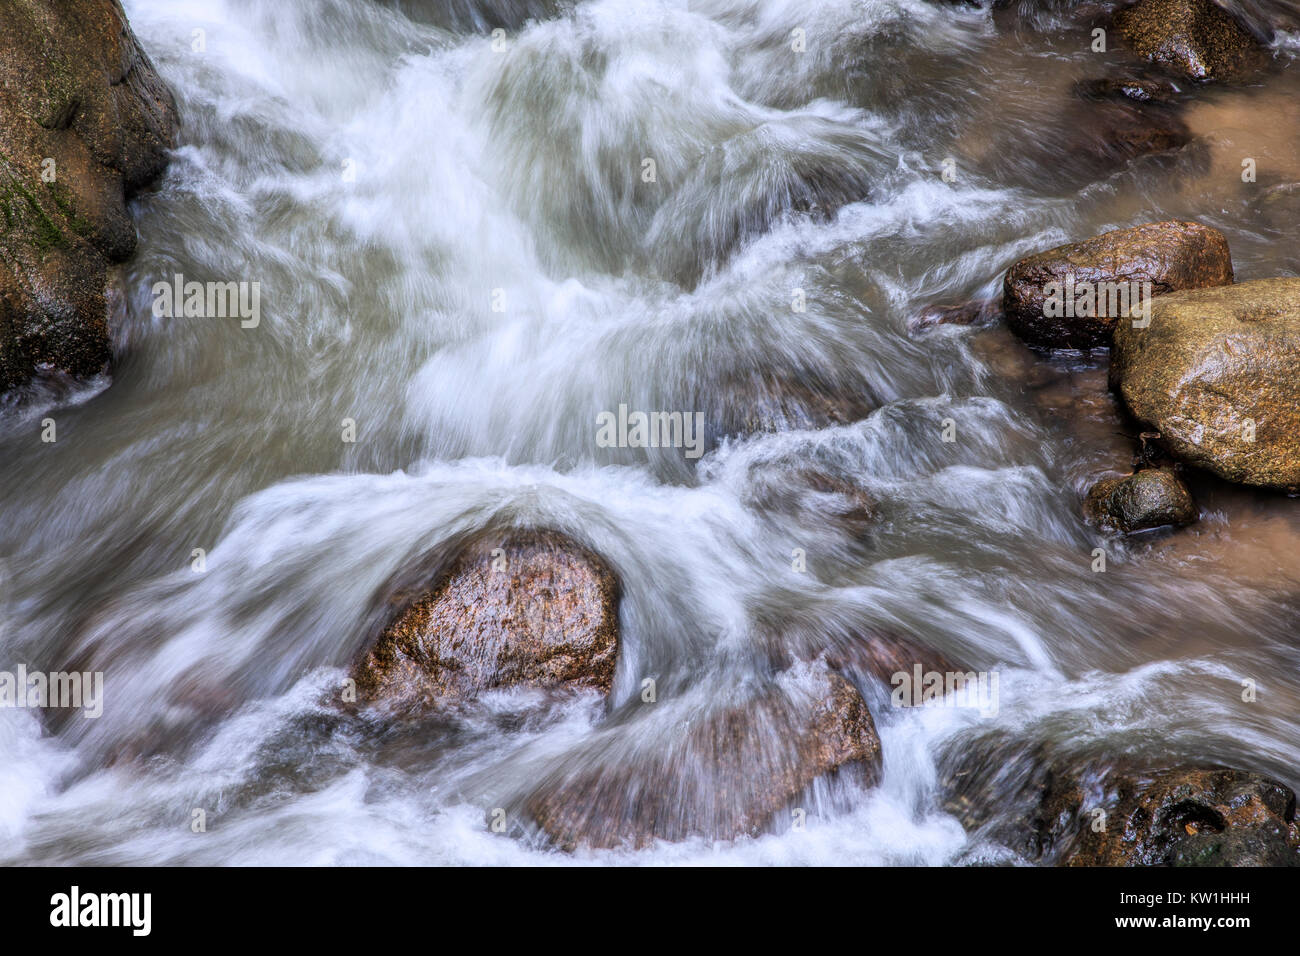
[1,0,1299,864]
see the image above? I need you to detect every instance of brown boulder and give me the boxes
[0,0,178,390]
[1114,0,1269,83]
[353,530,620,713]
[1002,221,1233,349]
[1060,768,1300,866]
[526,662,880,849]
[1110,277,1300,490]
[1084,468,1197,533]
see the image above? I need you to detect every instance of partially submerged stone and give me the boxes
[526,663,880,849]
[741,465,878,534]
[1110,277,1300,490]
[1002,220,1233,349]
[1084,468,1197,533]
[940,736,1300,866]
[0,0,178,390]
[1061,768,1300,866]
[909,298,1000,333]
[1073,73,1182,105]
[353,530,620,713]
[1114,0,1269,83]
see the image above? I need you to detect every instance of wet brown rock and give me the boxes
[1002,220,1234,349]
[1110,277,1300,490]
[1084,467,1197,532]
[938,734,1093,861]
[0,0,178,391]
[1061,768,1300,866]
[940,736,1300,866]
[526,663,880,849]
[353,530,620,712]
[1114,0,1269,83]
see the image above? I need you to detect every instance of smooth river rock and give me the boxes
[526,662,881,849]
[1002,220,1233,349]
[1084,468,1197,533]
[0,0,177,390]
[353,530,620,713]
[1110,277,1300,491]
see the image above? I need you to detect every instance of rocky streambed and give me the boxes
[0,0,1298,865]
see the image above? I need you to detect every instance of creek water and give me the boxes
[1,0,1299,864]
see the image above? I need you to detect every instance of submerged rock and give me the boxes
[647,116,884,288]
[1002,220,1233,349]
[827,628,967,692]
[909,298,1001,333]
[1113,0,1269,83]
[713,366,876,439]
[1060,768,1300,866]
[352,530,620,713]
[1084,468,1197,532]
[1073,72,1182,105]
[1110,277,1300,491]
[526,662,880,849]
[0,0,178,391]
[742,465,878,534]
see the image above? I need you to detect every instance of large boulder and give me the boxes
[1060,768,1300,866]
[1084,468,1197,533]
[526,662,880,849]
[0,0,177,391]
[1002,221,1234,349]
[352,530,620,713]
[1113,0,1269,83]
[1110,277,1300,490]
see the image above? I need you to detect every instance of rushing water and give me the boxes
[1,0,1299,864]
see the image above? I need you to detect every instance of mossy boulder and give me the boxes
[0,0,177,390]
[1110,278,1300,491]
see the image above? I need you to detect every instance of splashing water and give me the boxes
[1,0,1299,864]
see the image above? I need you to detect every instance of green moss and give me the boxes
[0,177,67,252]
[0,148,69,253]
[47,181,93,237]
